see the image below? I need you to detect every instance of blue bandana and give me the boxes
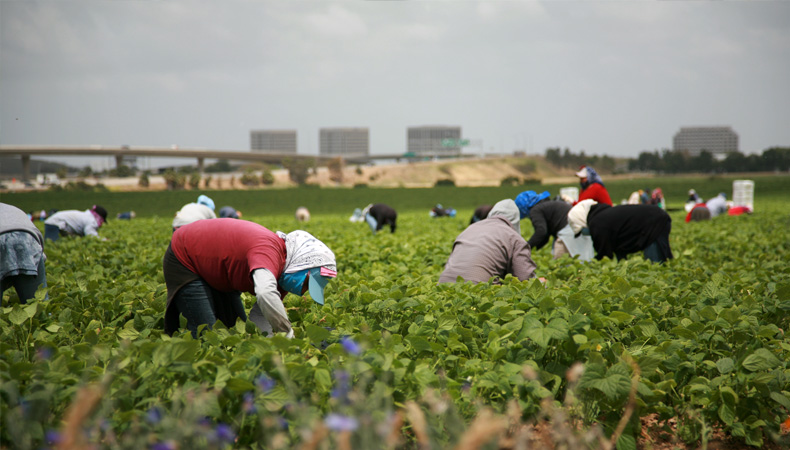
[278,269,309,296]
[515,190,550,220]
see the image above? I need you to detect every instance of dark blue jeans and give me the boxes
[173,280,245,337]
[44,224,61,242]
[1,257,47,305]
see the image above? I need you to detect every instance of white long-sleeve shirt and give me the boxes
[44,209,101,237]
[249,268,294,338]
[172,203,217,229]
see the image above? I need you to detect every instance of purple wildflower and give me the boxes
[45,429,61,444]
[331,370,350,401]
[214,423,236,444]
[36,347,53,360]
[243,392,257,414]
[340,336,361,355]
[146,406,163,424]
[255,374,275,392]
[151,441,177,450]
[325,413,359,432]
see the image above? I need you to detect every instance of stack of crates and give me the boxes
[732,180,754,211]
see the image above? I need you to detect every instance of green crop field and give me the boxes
[1,175,789,449]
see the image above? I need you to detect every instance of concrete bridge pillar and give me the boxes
[21,155,31,181]
[115,154,124,168]
[197,157,205,173]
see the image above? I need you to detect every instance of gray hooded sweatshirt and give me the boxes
[438,199,536,284]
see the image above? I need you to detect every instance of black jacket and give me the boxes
[368,203,397,233]
[587,204,673,261]
[527,199,571,250]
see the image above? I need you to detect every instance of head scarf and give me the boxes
[276,230,337,273]
[515,190,551,220]
[90,205,107,227]
[276,230,337,305]
[567,199,597,236]
[578,166,605,189]
[197,195,215,211]
[487,199,521,234]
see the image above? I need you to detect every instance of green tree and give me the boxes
[138,171,150,188]
[283,158,314,185]
[188,173,201,189]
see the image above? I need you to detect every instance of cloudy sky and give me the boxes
[2,0,789,169]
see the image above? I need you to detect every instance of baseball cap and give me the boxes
[308,266,337,306]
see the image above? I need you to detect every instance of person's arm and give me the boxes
[251,269,293,336]
[510,239,537,281]
[83,218,100,237]
[527,210,549,250]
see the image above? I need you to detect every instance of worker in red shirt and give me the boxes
[162,219,337,338]
[574,165,613,206]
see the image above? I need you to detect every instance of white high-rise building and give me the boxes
[251,130,297,154]
[673,126,739,156]
[407,126,462,157]
[319,128,369,157]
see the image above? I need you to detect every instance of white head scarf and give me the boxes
[567,199,598,235]
[487,199,521,234]
[276,230,336,274]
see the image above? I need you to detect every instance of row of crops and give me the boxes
[1,178,789,449]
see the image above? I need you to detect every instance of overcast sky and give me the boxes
[2,0,789,169]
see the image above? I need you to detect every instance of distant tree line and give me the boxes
[545,147,617,173]
[544,147,790,174]
[627,147,790,173]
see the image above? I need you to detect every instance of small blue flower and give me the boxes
[151,441,177,450]
[146,407,163,424]
[340,336,361,355]
[255,374,275,392]
[36,347,53,360]
[325,413,359,432]
[243,392,257,414]
[331,370,350,401]
[214,423,235,443]
[45,429,61,444]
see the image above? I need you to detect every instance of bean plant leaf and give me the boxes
[716,357,735,374]
[741,349,781,372]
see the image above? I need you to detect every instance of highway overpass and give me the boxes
[0,145,409,180]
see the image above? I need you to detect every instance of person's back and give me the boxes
[367,203,397,233]
[173,203,216,229]
[526,199,571,250]
[439,200,536,284]
[705,194,728,217]
[587,204,673,261]
[45,209,102,237]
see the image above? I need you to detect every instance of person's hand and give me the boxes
[539,277,547,284]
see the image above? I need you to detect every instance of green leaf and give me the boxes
[615,432,636,450]
[226,377,255,393]
[718,403,735,425]
[8,307,29,325]
[613,278,631,298]
[769,392,790,409]
[716,357,735,374]
[314,368,332,391]
[305,325,331,344]
[406,335,433,354]
[742,349,781,371]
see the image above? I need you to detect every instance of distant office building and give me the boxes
[673,126,738,156]
[319,128,369,157]
[407,126,462,157]
[251,130,297,154]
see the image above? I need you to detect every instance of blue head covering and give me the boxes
[515,190,551,219]
[578,166,605,188]
[197,195,215,211]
